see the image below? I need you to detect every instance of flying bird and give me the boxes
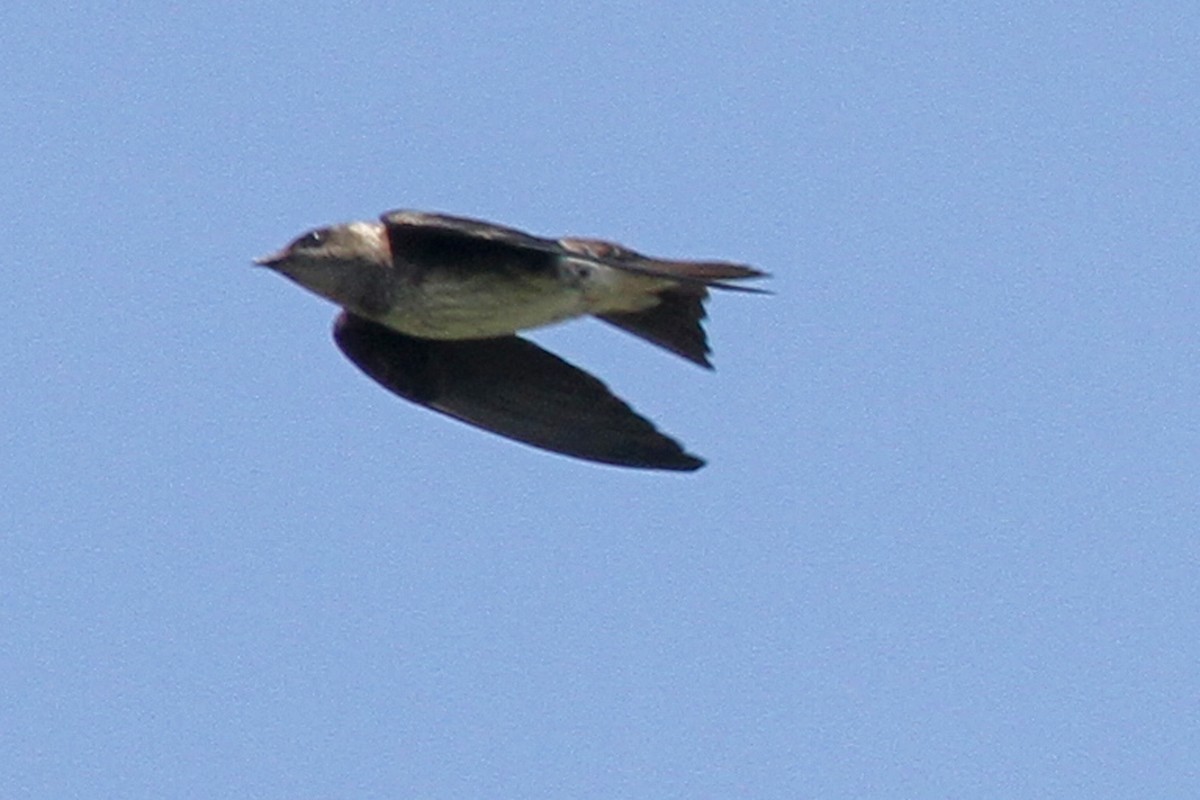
[255,210,766,471]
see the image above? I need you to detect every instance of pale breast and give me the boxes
[376,269,590,339]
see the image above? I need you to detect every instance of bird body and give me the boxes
[256,210,766,470]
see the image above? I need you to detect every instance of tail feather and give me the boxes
[638,257,766,282]
[598,287,715,368]
[609,257,768,294]
[562,237,767,366]
[559,237,769,293]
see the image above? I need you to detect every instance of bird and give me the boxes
[255,209,767,471]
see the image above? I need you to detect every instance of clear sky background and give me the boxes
[3,3,1197,798]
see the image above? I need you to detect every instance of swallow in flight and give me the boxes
[256,210,766,471]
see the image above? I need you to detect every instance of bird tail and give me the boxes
[560,237,769,293]
[597,287,718,367]
[621,257,769,293]
[561,238,768,367]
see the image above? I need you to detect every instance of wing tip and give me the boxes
[606,450,705,472]
[670,452,707,471]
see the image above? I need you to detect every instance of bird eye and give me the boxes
[293,228,328,250]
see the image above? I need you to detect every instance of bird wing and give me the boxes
[379,209,767,292]
[332,312,705,471]
[379,210,562,280]
[381,209,562,251]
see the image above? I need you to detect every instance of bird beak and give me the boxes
[253,251,284,267]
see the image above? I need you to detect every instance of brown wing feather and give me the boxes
[560,237,769,292]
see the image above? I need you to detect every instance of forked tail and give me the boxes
[596,258,768,368]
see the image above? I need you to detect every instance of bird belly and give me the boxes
[376,273,589,339]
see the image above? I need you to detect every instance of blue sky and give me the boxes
[3,2,1198,797]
